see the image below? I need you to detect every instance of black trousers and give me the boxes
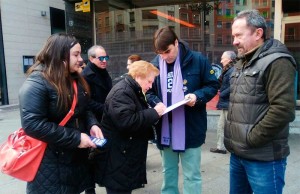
[105,188,132,194]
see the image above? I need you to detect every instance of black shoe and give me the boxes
[210,148,227,154]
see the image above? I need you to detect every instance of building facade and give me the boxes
[0,0,299,106]
[0,0,66,105]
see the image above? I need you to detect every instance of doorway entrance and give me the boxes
[0,9,9,105]
[282,15,300,106]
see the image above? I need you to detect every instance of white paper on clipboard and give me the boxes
[163,98,191,115]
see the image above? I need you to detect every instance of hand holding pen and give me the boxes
[154,102,166,117]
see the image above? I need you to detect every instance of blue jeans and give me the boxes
[161,147,202,194]
[230,154,287,194]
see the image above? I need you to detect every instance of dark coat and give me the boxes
[216,65,234,110]
[99,75,160,191]
[147,42,219,149]
[19,69,99,194]
[82,62,112,121]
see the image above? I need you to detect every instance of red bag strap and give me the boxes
[58,81,77,126]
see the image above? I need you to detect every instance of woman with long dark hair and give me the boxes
[19,33,103,194]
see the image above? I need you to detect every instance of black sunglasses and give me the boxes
[97,56,109,61]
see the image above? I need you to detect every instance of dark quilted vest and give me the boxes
[224,53,294,161]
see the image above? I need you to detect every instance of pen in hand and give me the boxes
[154,102,166,117]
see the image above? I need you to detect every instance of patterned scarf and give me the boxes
[159,50,186,151]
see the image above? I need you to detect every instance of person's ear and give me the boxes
[89,56,93,62]
[174,39,179,47]
[256,28,264,40]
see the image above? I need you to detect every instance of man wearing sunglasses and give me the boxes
[81,45,112,194]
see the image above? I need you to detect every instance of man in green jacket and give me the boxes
[224,9,297,194]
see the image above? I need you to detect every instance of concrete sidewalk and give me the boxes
[0,108,299,194]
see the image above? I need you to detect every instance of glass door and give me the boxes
[282,16,300,106]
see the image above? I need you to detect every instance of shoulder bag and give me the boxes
[0,81,77,181]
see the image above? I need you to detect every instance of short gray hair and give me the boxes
[87,45,105,58]
[223,51,236,61]
[234,9,267,40]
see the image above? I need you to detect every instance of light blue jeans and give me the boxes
[161,147,202,194]
[230,154,287,194]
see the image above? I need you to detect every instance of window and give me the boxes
[98,18,102,28]
[286,27,296,40]
[226,9,231,16]
[23,56,35,73]
[180,13,188,21]
[105,17,109,26]
[217,9,222,15]
[168,11,174,17]
[262,11,268,19]
[242,0,247,5]
[168,11,175,23]
[143,25,158,36]
[179,4,187,9]
[217,35,222,45]
[193,14,200,24]
[130,44,136,52]
[117,14,123,24]
[129,12,135,22]
[236,0,240,5]
[129,27,135,38]
[142,10,157,20]
[226,22,231,29]
[217,21,222,28]
[190,28,200,38]
[181,27,189,39]
[226,35,231,45]
[262,0,268,6]
[143,41,152,52]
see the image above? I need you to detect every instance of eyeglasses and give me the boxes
[97,56,109,61]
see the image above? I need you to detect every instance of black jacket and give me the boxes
[82,62,112,121]
[147,42,219,149]
[216,65,234,110]
[19,69,99,194]
[99,75,160,191]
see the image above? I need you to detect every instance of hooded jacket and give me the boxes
[147,41,219,149]
[224,39,297,161]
